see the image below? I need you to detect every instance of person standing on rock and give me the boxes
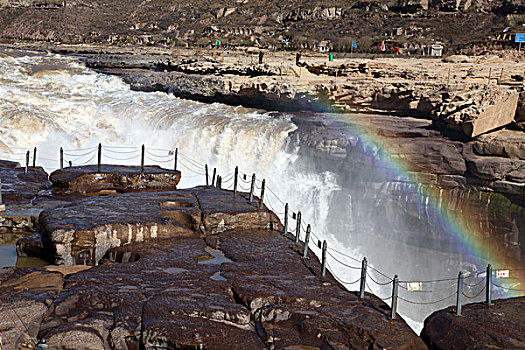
[296,52,301,65]
[259,51,264,64]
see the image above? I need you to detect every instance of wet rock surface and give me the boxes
[0,265,90,348]
[0,164,50,205]
[49,164,181,194]
[216,229,426,349]
[421,297,525,350]
[1,237,425,349]
[0,163,50,230]
[0,188,425,349]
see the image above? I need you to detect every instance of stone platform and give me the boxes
[32,187,280,265]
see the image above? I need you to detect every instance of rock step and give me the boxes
[30,186,281,266]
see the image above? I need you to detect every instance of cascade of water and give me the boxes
[0,52,523,333]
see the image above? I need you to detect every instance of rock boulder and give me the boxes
[49,165,181,194]
[473,130,525,160]
[433,86,519,138]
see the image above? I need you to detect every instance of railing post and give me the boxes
[359,257,368,299]
[283,203,289,235]
[486,264,492,305]
[205,164,209,186]
[249,173,255,202]
[211,168,216,187]
[303,224,311,258]
[321,240,327,277]
[97,143,102,172]
[25,151,29,174]
[456,271,464,316]
[233,166,238,196]
[391,275,399,319]
[141,144,145,170]
[295,211,302,243]
[174,148,178,171]
[0,179,4,211]
[258,179,265,209]
[33,147,37,167]
[217,175,222,189]
[60,147,63,170]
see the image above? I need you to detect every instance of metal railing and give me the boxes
[1,144,524,323]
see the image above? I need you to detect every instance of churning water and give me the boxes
[0,50,523,333]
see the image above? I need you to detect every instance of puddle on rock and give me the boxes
[198,246,232,265]
[0,232,48,268]
[0,245,18,268]
[159,200,193,208]
[159,267,188,274]
[198,247,232,283]
[210,271,228,282]
[118,285,140,293]
[16,256,49,268]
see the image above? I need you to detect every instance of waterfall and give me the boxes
[1,51,523,334]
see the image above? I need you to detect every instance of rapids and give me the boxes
[0,50,523,333]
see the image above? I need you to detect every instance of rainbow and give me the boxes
[318,111,525,297]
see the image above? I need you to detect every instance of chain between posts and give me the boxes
[2,145,524,318]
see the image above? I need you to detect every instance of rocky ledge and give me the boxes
[421,297,525,349]
[1,164,426,349]
[74,49,525,203]
[288,113,525,205]
[83,51,525,139]
[2,162,524,349]
[0,161,50,231]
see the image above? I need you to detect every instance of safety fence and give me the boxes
[1,143,525,330]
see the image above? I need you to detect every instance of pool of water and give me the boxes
[0,244,18,267]
[0,233,49,268]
